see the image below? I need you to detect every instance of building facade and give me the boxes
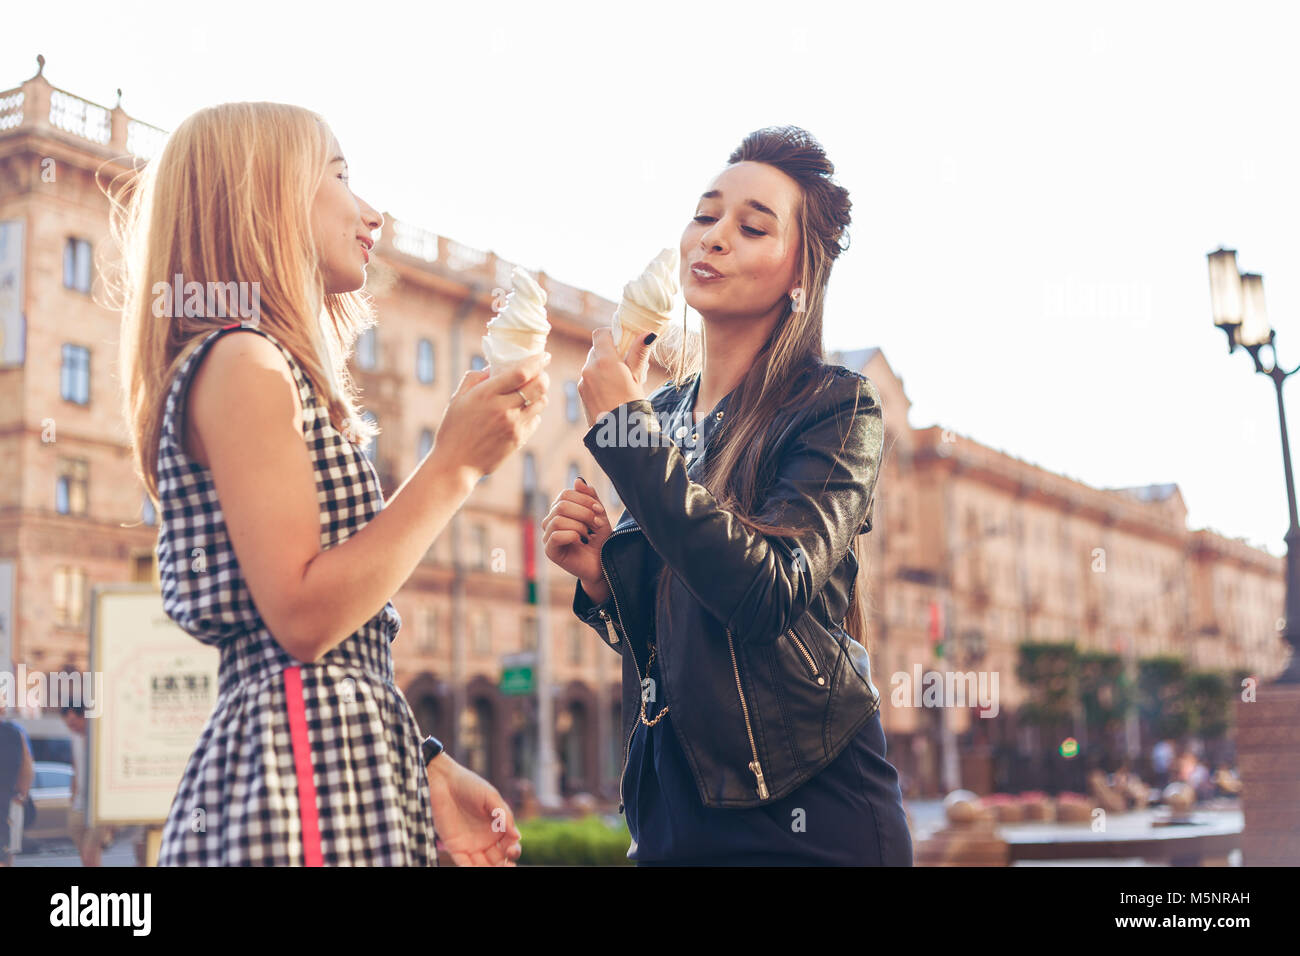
[0,64,1287,808]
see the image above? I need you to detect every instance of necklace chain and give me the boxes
[639,642,669,726]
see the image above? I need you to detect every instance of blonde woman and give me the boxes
[116,103,547,865]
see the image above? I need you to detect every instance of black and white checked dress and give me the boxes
[154,323,437,866]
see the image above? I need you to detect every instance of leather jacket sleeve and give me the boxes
[571,578,625,655]
[581,371,883,647]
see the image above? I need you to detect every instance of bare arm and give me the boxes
[189,332,547,663]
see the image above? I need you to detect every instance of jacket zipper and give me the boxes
[725,626,769,800]
[596,526,643,814]
[787,628,826,686]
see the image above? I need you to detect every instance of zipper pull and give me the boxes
[598,608,619,645]
[749,760,769,800]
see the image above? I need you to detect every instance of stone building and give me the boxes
[0,62,1286,808]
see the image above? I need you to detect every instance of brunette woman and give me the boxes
[544,126,912,866]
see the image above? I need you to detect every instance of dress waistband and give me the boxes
[215,624,396,700]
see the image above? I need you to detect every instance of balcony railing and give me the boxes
[379,215,616,323]
[0,67,167,160]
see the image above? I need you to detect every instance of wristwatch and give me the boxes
[421,734,445,767]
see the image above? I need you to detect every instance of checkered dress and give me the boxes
[154,323,437,866]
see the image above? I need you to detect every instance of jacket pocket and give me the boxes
[784,621,826,687]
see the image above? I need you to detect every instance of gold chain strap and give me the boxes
[639,642,669,726]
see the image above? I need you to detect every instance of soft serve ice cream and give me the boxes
[612,247,679,356]
[482,266,550,374]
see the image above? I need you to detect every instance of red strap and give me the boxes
[283,666,324,866]
[221,322,241,330]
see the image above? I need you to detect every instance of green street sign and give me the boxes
[501,665,534,695]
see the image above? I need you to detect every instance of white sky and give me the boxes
[5,1,1300,555]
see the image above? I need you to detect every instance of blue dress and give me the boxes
[622,373,913,866]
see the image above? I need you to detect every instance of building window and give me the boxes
[473,611,491,655]
[63,238,92,294]
[61,344,90,405]
[565,380,580,423]
[472,524,488,570]
[420,606,439,654]
[56,459,88,515]
[356,327,378,370]
[470,353,486,372]
[129,550,155,584]
[141,492,156,526]
[53,566,87,627]
[417,428,434,461]
[416,338,435,384]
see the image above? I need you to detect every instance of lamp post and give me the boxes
[1207,247,1300,683]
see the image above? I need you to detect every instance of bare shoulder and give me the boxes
[185,331,304,465]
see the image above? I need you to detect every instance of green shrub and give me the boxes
[517,814,633,866]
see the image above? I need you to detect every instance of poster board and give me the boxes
[88,584,219,826]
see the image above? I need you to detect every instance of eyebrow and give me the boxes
[330,155,348,166]
[699,190,780,224]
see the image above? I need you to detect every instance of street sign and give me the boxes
[501,665,533,695]
[500,650,536,696]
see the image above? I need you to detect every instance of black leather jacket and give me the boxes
[571,361,885,810]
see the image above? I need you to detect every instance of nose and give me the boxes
[699,217,729,255]
[358,196,384,234]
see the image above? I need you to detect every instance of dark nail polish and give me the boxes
[644,333,657,345]
[580,534,589,544]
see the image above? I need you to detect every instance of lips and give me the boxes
[690,261,724,281]
[357,237,373,263]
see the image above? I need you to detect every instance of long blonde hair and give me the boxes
[108,101,378,510]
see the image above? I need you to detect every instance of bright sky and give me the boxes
[5,1,1300,555]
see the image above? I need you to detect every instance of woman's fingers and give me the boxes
[545,528,585,548]
[543,498,603,534]
[548,520,592,544]
[573,477,604,512]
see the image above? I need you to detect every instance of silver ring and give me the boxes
[516,390,532,408]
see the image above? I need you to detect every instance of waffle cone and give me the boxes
[613,297,672,356]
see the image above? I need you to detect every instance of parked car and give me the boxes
[12,714,74,765]
[22,761,73,851]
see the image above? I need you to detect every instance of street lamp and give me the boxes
[1207,247,1300,683]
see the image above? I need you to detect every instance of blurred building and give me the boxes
[0,62,1287,805]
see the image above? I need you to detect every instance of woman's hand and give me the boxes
[430,352,551,482]
[542,477,611,597]
[576,328,655,428]
[427,755,522,866]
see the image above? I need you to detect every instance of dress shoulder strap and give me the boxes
[163,322,315,450]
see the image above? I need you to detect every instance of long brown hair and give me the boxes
[652,125,878,651]
[108,102,378,512]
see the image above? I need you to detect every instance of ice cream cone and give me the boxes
[611,248,679,356]
[481,328,549,373]
[483,266,550,375]
[612,298,672,357]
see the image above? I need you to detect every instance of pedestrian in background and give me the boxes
[60,703,116,866]
[0,701,34,866]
